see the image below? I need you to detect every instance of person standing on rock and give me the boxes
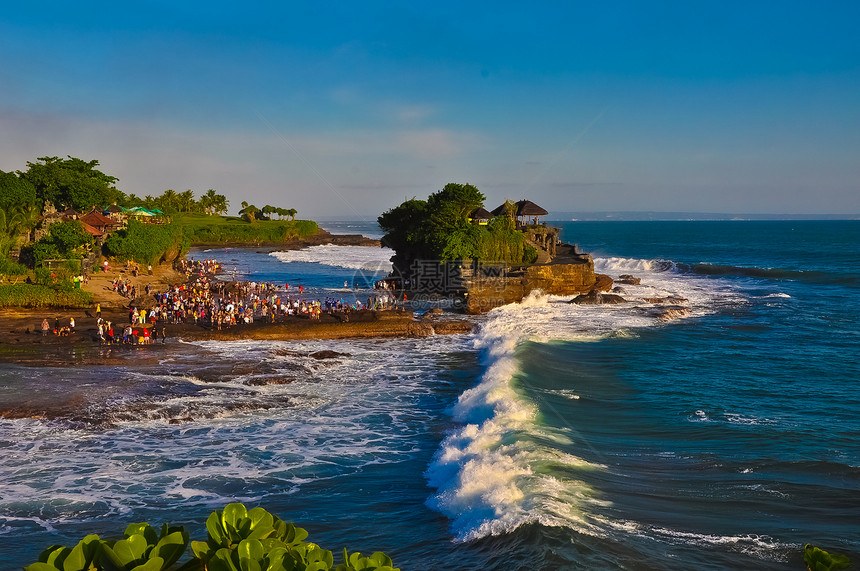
[41,318,49,336]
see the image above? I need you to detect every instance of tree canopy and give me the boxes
[20,156,122,211]
[0,170,37,212]
[378,182,537,266]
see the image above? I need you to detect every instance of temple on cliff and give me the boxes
[460,200,610,313]
[460,204,609,313]
[388,197,612,313]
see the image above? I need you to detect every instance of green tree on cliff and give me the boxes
[379,183,485,261]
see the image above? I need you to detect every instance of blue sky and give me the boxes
[1,1,858,218]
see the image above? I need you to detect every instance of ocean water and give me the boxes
[0,220,858,570]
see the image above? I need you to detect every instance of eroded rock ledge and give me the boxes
[176,311,476,342]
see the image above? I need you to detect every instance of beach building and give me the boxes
[81,208,122,234]
[468,207,493,225]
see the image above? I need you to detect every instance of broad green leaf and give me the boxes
[271,518,287,540]
[209,548,241,571]
[206,511,227,547]
[151,530,189,567]
[259,538,288,553]
[237,539,264,571]
[24,564,59,571]
[369,553,392,567]
[306,548,333,568]
[805,544,851,571]
[222,503,248,532]
[111,534,148,566]
[283,524,308,546]
[98,543,130,571]
[190,540,213,561]
[248,507,274,530]
[129,556,165,571]
[45,546,71,567]
[124,523,157,545]
[63,535,101,571]
[39,545,68,564]
[246,508,275,540]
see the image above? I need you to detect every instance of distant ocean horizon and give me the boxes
[312,211,860,222]
[1,220,857,570]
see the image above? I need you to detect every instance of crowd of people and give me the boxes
[80,257,408,345]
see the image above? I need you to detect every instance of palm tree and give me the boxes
[213,194,229,215]
[160,189,178,210]
[178,189,195,213]
[201,189,218,214]
[0,204,39,256]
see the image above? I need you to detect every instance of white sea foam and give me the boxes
[426,258,748,542]
[593,256,679,274]
[595,517,795,561]
[0,335,466,533]
[269,244,394,271]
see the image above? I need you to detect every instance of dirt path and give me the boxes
[84,262,186,311]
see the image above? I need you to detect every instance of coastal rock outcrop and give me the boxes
[464,256,612,314]
[617,274,641,285]
[643,297,689,304]
[648,305,691,321]
[570,290,627,305]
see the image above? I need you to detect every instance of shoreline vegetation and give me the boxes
[0,155,479,353]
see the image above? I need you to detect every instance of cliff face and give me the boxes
[464,257,611,314]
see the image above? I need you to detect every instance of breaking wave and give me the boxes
[270,245,394,271]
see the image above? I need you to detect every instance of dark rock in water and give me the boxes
[570,290,627,304]
[308,350,351,360]
[592,273,614,292]
[169,417,194,424]
[643,297,689,304]
[431,320,477,335]
[272,348,303,358]
[617,274,641,285]
[612,286,626,293]
[648,305,691,321]
[406,321,435,337]
[231,362,277,376]
[246,377,296,386]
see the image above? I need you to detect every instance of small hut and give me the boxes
[469,207,493,225]
[81,209,121,234]
[105,204,128,225]
[490,203,510,217]
[515,200,549,226]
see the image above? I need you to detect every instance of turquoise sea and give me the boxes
[0,220,858,569]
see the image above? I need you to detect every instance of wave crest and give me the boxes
[270,245,394,271]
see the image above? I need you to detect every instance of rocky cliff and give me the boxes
[463,257,612,314]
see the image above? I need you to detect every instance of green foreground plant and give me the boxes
[804,544,851,571]
[24,503,399,571]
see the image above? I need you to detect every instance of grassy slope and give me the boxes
[177,213,319,245]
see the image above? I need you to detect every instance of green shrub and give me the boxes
[104,221,188,265]
[19,241,61,268]
[804,544,850,571]
[0,284,92,308]
[25,504,399,571]
[0,257,28,276]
